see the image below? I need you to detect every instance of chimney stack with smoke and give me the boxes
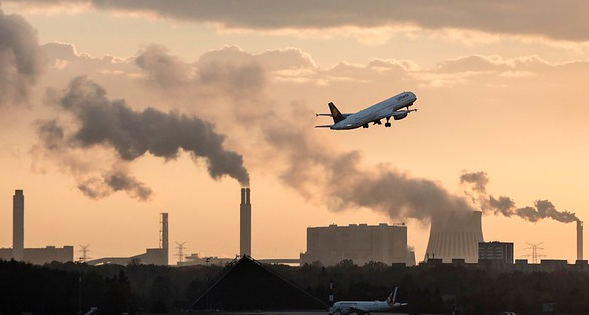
[240,188,251,256]
[13,190,24,261]
[577,220,583,261]
[160,213,169,265]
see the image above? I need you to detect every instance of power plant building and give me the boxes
[0,246,74,264]
[0,190,74,264]
[478,241,514,264]
[240,188,251,256]
[425,211,484,263]
[300,223,414,266]
[87,212,168,266]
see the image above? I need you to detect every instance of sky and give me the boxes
[0,0,588,264]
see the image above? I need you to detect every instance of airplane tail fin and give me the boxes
[328,280,335,314]
[386,287,398,305]
[328,102,345,123]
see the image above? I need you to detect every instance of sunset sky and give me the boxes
[0,0,588,263]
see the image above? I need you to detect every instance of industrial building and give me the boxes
[478,241,514,264]
[425,211,484,263]
[0,190,74,264]
[0,246,74,264]
[177,253,236,266]
[86,213,168,266]
[191,255,327,311]
[240,188,251,256]
[300,223,414,266]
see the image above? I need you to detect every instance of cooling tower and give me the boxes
[424,211,484,263]
[577,220,583,261]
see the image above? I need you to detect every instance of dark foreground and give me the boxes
[1,259,588,315]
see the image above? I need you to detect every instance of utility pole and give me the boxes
[79,244,90,263]
[523,242,546,263]
[175,241,187,264]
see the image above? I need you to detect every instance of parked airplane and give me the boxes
[330,287,407,315]
[315,91,417,130]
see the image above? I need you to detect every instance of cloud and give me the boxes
[0,8,44,107]
[8,0,589,42]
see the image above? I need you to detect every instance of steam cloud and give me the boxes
[36,76,249,200]
[135,45,479,222]
[0,8,44,106]
[460,171,578,223]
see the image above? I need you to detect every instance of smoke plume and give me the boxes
[0,8,44,107]
[35,76,249,200]
[460,171,578,223]
[135,45,478,222]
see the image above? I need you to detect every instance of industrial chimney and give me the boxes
[240,188,251,256]
[424,211,484,263]
[13,190,24,261]
[160,212,169,265]
[577,220,583,261]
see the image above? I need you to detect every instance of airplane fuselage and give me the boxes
[331,91,417,130]
[332,300,406,315]
[333,301,392,313]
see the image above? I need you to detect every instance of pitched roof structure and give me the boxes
[191,255,327,311]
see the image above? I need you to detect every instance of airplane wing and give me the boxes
[315,125,333,128]
[315,113,353,117]
[389,109,417,117]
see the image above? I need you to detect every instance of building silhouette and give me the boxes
[0,190,74,264]
[87,212,168,266]
[478,241,514,264]
[300,223,414,266]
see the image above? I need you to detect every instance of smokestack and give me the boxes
[13,190,24,261]
[240,188,251,256]
[577,220,583,261]
[160,212,169,264]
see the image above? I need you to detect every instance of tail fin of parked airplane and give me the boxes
[386,287,398,305]
[328,280,335,314]
[328,102,345,123]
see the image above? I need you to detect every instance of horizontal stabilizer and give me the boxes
[315,125,333,128]
[316,113,333,117]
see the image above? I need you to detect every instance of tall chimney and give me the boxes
[577,220,583,261]
[240,188,251,256]
[13,190,24,261]
[160,212,169,265]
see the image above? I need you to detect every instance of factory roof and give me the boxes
[191,255,327,311]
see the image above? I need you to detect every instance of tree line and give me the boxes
[0,259,588,315]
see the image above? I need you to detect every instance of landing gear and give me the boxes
[385,117,391,128]
[362,124,369,128]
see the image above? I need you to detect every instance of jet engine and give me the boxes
[393,113,408,120]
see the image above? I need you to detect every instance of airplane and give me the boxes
[330,287,408,315]
[315,91,418,130]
